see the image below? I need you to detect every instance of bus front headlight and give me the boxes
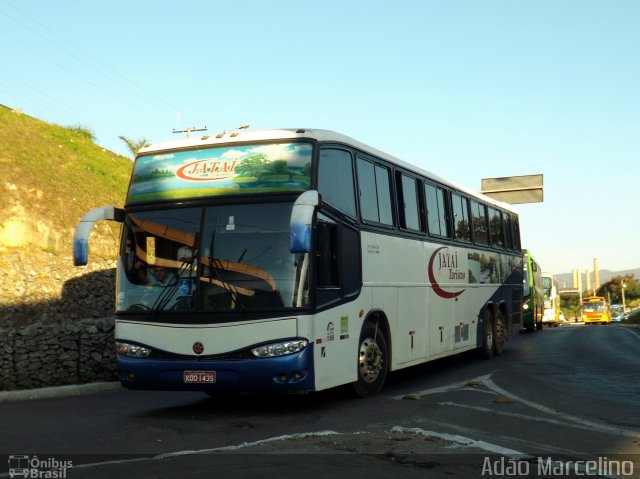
[251,339,308,358]
[116,341,152,358]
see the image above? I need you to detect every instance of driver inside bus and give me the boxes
[134,261,176,287]
[147,265,176,287]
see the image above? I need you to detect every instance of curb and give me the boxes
[0,381,122,402]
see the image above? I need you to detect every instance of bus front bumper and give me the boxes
[117,344,315,393]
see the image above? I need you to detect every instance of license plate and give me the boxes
[183,371,216,384]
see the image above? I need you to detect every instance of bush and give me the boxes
[67,124,96,141]
[623,310,640,324]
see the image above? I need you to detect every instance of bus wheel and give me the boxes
[353,322,388,398]
[480,311,494,359]
[493,310,507,355]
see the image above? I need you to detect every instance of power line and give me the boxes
[0,0,187,122]
[0,70,81,120]
[0,27,166,125]
[0,0,201,148]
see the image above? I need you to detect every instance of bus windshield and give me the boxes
[117,202,309,315]
[582,301,606,313]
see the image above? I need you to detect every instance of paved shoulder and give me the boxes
[0,382,121,402]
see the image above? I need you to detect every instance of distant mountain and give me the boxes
[554,268,640,289]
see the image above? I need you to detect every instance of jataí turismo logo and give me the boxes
[428,246,466,299]
[176,158,239,181]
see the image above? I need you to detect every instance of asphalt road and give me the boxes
[2,324,639,478]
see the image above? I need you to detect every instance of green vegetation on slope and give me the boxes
[0,106,133,249]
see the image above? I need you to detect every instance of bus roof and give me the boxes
[582,296,606,302]
[138,128,519,214]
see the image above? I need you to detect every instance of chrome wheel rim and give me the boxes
[358,337,383,383]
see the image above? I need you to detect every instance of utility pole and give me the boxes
[622,280,627,312]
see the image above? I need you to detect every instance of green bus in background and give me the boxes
[523,249,543,332]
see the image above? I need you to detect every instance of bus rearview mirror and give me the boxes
[73,206,124,265]
[290,190,321,253]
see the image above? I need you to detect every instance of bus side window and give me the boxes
[396,172,421,232]
[504,213,514,250]
[425,183,449,238]
[489,207,505,249]
[341,222,361,299]
[316,213,361,308]
[318,148,357,218]
[451,193,471,242]
[356,158,394,226]
[513,216,522,250]
[316,219,339,288]
[375,165,393,226]
[470,200,489,245]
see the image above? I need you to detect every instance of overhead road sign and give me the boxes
[481,174,543,204]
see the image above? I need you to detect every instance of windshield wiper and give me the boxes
[207,229,247,312]
[150,233,199,316]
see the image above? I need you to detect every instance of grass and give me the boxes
[0,107,133,238]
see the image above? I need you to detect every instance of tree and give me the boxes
[597,275,640,303]
[234,154,268,178]
[560,293,581,320]
[269,160,289,175]
[118,135,151,157]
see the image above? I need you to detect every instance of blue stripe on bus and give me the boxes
[117,343,315,393]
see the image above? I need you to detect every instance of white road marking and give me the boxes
[0,428,526,477]
[392,376,497,400]
[154,430,340,456]
[394,372,640,440]
[480,375,640,440]
[391,426,527,458]
[620,326,640,342]
[438,401,606,432]
[0,431,343,478]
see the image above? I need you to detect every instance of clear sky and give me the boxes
[1,0,638,276]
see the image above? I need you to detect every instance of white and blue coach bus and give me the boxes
[74,128,523,397]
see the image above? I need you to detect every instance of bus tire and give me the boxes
[480,310,494,359]
[352,321,388,398]
[493,309,507,355]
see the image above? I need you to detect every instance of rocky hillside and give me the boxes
[0,105,133,330]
